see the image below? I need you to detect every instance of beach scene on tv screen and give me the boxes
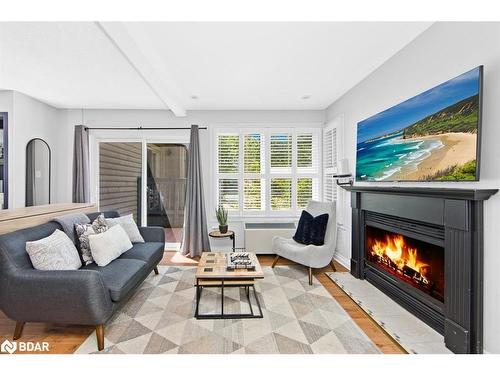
[356,67,480,181]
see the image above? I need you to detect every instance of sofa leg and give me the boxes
[13,321,25,340]
[330,260,337,272]
[96,324,105,351]
[153,266,159,275]
[271,255,280,268]
[308,267,313,285]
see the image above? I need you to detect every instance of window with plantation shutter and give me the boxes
[216,127,320,216]
[270,133,292,173]
[323,126,338,203]
[244,133,263,173]
[244,178,264,210]
[217,134,239,173]
[218,178,239,210]
[270,178,292,211]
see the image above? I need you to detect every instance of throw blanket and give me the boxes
[52,213,90,244]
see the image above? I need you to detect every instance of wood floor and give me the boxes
[0,251,405,354]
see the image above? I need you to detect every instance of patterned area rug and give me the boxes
[76,265,380,354]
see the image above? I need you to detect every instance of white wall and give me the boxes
[0,90,61,208]
[58,109,325,249]
[325,22,500,353]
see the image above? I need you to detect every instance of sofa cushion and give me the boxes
[75,214,109,265]
[83,259,148,302]
[118,242,164,264]
[293,210,329,246]
[86,211,120,222]
[26,229,82,271]
[106,214,145,243]
[89,225,133,267]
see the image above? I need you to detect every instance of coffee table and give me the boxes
[194,252,264,319]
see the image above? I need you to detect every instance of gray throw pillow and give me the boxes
[75,213,108,265]
[26,229,82,270]
[89,225,133,266]
[106,214,145,243]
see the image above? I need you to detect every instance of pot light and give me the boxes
[301,95,311,100]
[190,95,199,100]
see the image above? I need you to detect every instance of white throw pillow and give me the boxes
[105,214,145,243]
[26,229,82,271]
[89,225,133,267]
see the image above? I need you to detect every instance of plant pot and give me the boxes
[219,225,228,234]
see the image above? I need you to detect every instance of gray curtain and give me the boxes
[72,125,90,203]
[181,125,211,257]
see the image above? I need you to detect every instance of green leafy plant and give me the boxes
[215,206,228,226]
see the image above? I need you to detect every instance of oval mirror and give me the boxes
[26,138,51,206]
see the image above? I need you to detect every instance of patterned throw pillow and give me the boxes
[75,213,108,265]
[26,229,82,270]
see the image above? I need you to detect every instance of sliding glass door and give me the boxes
[98,141,187,248]
[146,143,187,248]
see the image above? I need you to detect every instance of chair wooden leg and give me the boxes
[330,260,337,272]
[308,267,313,285]
[13,321,25,340]
[271,255,280,268]
[153,266,159,275]
[96,324,105,351]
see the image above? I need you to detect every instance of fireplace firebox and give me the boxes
[365,226,445,303]
[344,186,498,354]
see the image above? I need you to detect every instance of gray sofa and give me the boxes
[0,211,165,351]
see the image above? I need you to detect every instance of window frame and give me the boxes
[215,126,322,218]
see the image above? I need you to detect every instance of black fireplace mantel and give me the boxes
[343,185,498,354]
[343,185,498,201]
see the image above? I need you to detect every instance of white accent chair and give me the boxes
[271,200,337,284]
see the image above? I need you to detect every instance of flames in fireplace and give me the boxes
[366,226,444,302]
[370,233,431,285]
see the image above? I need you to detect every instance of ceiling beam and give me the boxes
[96,22,186,117]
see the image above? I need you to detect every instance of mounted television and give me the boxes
[356,66,483,182]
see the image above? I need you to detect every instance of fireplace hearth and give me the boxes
[344,186,497,354]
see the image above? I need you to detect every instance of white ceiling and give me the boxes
[0,22,433,114]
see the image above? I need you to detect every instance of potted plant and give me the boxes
[215,206,228,234]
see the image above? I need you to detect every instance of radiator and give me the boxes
[244,222,296,254]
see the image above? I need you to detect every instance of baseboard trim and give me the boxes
[333,252,350,270]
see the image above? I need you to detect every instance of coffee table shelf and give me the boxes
[194,252,264,319]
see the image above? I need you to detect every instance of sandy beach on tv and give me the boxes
[391,132,477,181]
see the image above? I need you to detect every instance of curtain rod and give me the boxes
[84,126,207,131]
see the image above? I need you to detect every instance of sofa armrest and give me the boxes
[139,227,165,243]
[3,269,113,325]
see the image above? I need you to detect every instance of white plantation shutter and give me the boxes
[296,133,319,173]
[296,132,319,209]
[244,133,264,173]
[217,134,239,210]
[243,133,265,212]
[217,134,239,173]
[270,178,292,211]
[218,178,239,210]
[244,178,264,211]
[323,126,338,202]
[270,133,292,173]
